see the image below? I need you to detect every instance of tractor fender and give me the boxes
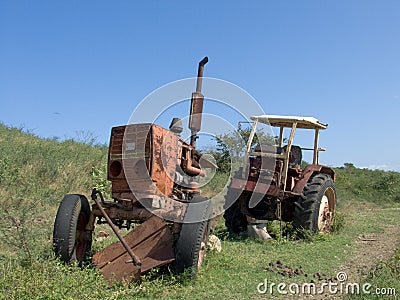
[292,165,336,194]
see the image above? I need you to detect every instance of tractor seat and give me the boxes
[282,145,302,167]
[253,144,282,154]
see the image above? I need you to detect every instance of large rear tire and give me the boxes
[174,196,212,278]
[53,194,92,265]
[293,173,336,233]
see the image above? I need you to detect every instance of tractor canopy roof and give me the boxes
[250,115,328,130]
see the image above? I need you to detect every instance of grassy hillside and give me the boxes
[0,124,108,260]
[0,124,399,299]
[335,163,400,205]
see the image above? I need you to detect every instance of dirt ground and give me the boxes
[339,212,400,282]
[300,208,400,300]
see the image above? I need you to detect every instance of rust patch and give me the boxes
[108,124,178,198]
[93,216,175,283]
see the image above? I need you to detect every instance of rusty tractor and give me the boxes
[223,115,336,238]
[53,57,216,282]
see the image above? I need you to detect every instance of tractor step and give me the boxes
[92,215,175,283]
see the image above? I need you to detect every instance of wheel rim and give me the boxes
[317,187,335,232]
[75,212,89,261]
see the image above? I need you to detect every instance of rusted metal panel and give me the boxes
[230,177,280,197]
[111,180,132,193]
[92,206,154,221]
[150,125,178,197]
[108,124,178,198]
[93,215,166,265]
[108,124,152,182]
[292,164,335,194]
[93,216,174,282]
[92,205,185,223]
[92,190,142,273]
[112,178,156,194]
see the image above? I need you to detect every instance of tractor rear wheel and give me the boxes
[174,196,212,278]
[293,173,336,233]
[53,194,92,265]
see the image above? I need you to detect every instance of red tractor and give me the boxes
[53,57,216,282]
[223,115,336,238]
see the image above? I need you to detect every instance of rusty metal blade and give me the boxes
[93,216,175,282]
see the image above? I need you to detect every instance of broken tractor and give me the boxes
[224,115,337,239]
[53,57,216,282]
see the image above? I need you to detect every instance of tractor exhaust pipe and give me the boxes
[196,56,208,93]
[189,56,208,148]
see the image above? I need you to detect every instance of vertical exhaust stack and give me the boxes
[189,56,208,149]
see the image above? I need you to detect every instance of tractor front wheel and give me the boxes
[53,194,92,265]
[293,173,336,233]
[174,196,212,278]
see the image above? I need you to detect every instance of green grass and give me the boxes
[0,124,107,261]
[344,248,400,300]
[0,123,399,299]
[335,163,400,206]
[363,248,399,297]
[1,208,397,299]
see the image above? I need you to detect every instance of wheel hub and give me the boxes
[318,195,332,232]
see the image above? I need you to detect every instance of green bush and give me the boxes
[335,164,400,205]
[0,124,108,270]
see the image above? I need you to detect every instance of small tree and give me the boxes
[206,127,278,174]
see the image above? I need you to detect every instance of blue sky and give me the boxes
[1,1,399,170]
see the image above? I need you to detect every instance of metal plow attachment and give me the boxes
[92,216,175,283]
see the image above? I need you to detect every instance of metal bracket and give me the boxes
[91,189,142,269]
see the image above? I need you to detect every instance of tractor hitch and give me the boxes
[90,189,174,282]
[91,189,142,268]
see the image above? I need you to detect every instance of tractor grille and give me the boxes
[108,124,152,180]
